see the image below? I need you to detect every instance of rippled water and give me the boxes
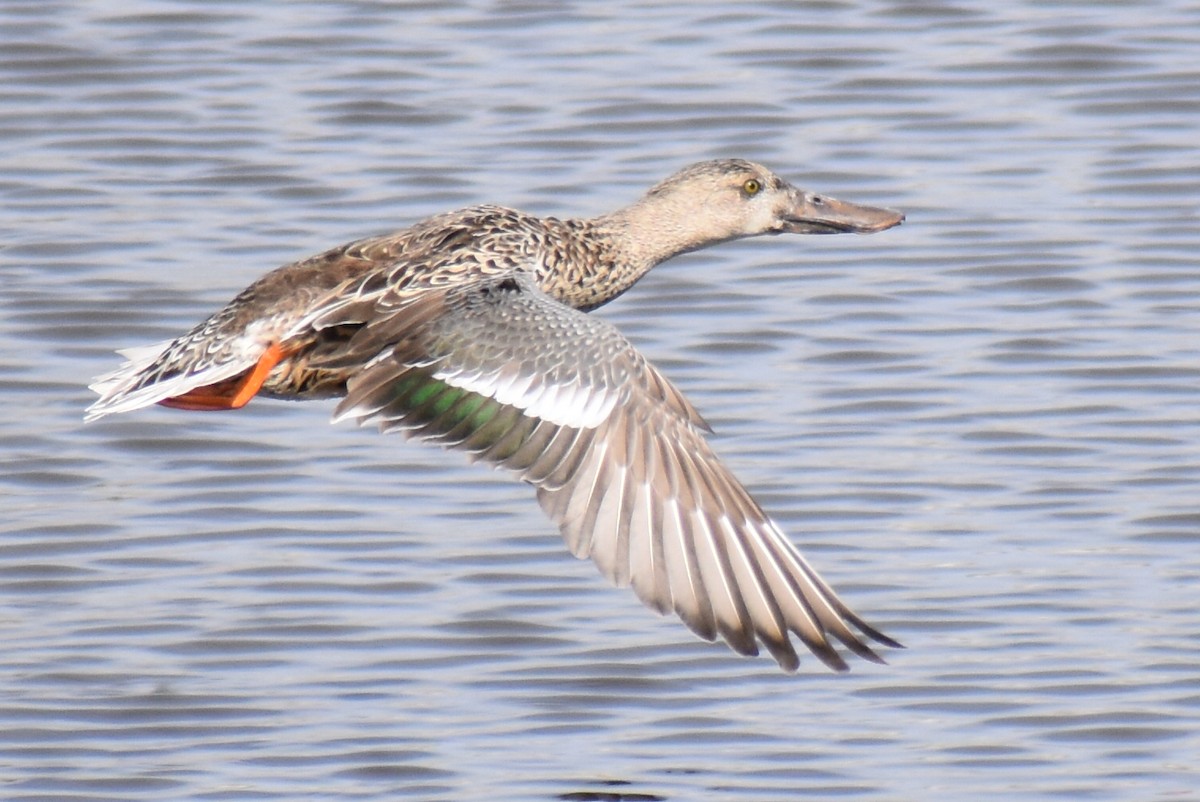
[3,1,1199,800]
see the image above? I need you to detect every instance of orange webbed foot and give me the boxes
[159,342,290,411]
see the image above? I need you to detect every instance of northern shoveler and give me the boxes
[88,158,905,671]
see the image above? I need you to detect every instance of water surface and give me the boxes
[2,1,1198,800]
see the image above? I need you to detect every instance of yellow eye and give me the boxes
[742,178,761,196]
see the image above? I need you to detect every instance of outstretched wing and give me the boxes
[331,273,898,671]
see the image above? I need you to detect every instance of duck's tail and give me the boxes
[84,337,285,421]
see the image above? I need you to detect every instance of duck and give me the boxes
[87,158,905,672]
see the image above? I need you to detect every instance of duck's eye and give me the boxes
[742,178,761,196]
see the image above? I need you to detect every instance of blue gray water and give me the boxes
[2,1,1198,799]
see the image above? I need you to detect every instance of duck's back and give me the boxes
[85,204,552,419]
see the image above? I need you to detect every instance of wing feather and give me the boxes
[330,273,896,670]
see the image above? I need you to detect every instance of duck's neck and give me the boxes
[539,192,738,312]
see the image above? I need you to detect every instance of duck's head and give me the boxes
[574,158,904,310]
[639,158,904,246]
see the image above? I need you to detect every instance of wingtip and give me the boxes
[848,614,905,652]
[809,641,852,673]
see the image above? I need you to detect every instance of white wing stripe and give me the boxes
[434,366,617,429]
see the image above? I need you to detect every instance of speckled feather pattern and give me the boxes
[86,158,904,671]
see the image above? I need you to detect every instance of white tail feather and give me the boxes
[84,341,256,422]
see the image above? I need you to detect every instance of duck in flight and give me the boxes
[87,159,905,671]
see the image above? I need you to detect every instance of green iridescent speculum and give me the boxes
[397,372,503,442]
[400,374,445,408]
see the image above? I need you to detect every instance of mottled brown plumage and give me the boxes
[88,158,904,671]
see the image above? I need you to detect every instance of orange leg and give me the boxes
[159,342,291,411]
